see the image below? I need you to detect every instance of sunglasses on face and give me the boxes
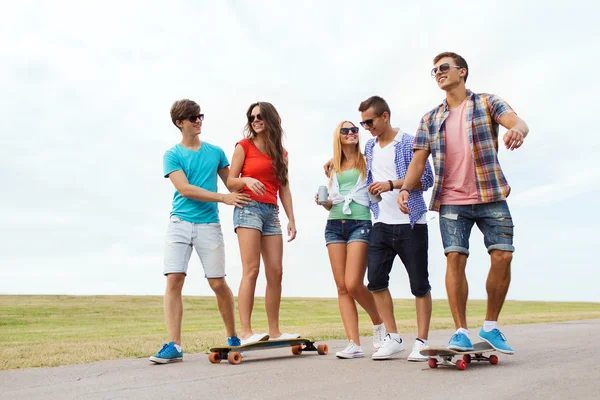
[248,114,263,123]
[359,117,379,128]
[187,114,204,123]
[340,127,359,135]
[430,63,463,78]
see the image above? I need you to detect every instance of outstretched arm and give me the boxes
[169,170,249,207]
[499,112,529,151]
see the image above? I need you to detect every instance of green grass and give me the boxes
[1,295,599,370]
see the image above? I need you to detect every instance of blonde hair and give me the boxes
[330,121,367,186]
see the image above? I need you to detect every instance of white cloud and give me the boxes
[0,0,598,302]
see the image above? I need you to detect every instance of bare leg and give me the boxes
[372,289,397,333]
[207,278,237,337]
[415,291,432,339]
[344,242,382,327]
[485,250,512,321]
[261,234,284,338]
[236,228,263,339]
[446,252,469,329]
[327,243,360,344]
[164,273,185,345]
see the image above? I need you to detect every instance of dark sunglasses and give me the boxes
[359,117,379,128]
[248,114,263,123]
[340,127,359,135]
[187,114,204,123]
[430,63,464,77]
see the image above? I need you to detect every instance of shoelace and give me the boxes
[492,329,507,342]
[157,343,170,356]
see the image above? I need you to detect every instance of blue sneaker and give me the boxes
[149,341,183,364]
[446,333,474,351]
[227,336,241,347]
[479,328,514,354]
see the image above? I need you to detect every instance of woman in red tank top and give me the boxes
[227,102,299,344]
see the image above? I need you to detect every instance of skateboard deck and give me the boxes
[420,342,499,370]
[208,338,328,365]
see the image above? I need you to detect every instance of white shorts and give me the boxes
[163,216,226,278]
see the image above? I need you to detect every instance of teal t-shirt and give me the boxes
[163,142,229,223]
[328,169,371,221]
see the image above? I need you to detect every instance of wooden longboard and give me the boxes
[420,342,499,370]
[208,338,328,365]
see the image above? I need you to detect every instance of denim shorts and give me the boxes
[367,223,430,296]
[439,200,515,256]
[233,200,282,236]
[163,216,225,278]
[324,219,372,245]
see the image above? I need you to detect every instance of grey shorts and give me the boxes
[163,215,226,278]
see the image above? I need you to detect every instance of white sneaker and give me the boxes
[270,332,300,340]
[407,340,428,362]
[336,341,364,359]
[372,323,387,349]
[371,334,405,360]
[240,333,269,345]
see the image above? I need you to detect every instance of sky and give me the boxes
[1,0,599,302]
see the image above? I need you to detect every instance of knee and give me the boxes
[242,265,260,282]
[446,252,467,269]
[208,278,228,293]
[166,274,185,292]
[491,251,512,266]
[410,280,431,297]
[345,279,363,298]
[336,282,349,296]
[265,267,283,284]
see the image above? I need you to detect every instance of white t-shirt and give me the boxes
[371,138,427,225]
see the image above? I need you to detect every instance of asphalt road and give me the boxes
[2,320,599,400]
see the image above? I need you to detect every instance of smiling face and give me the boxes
[249,105,265,135]
[339,121,360,146]
[433,56,467,91]
[360,107,388,138]
[178,114,202,137]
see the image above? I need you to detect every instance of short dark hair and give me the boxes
[170,99,200,130]
[433,52,469,83]
[358,96,391,119]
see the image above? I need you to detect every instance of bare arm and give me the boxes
[169,169,250,207]
[227,144,267,196]
[499,112,529,151]
[217,166,231,190]
[279,180,297,242]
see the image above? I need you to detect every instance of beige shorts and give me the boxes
[163,216,226,278]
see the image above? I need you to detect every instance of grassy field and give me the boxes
[1,295,599,370]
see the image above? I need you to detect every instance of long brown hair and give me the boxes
[331,121,367,184]
[244,102,288,186]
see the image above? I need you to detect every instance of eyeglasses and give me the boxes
[248,114,263,123]
[187,114,204,123]
[359,116,379,128]
[430,63,464,78]
[340,127,359,135]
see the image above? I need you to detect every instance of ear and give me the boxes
[459,68,467,79]
[175,120,184,129]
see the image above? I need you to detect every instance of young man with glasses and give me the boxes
[399,52,529,354]
[350,96,435,361]
[150,99,251,363]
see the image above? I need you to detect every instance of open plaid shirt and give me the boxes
[365,132,434,227]
[413,90,515,212]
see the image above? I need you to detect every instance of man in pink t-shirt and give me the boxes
[399,52,529,354]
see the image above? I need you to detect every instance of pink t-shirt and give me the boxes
[439,100,479,205]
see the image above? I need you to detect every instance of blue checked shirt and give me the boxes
[365,132,434,227]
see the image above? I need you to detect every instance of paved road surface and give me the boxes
[2,320,599,399]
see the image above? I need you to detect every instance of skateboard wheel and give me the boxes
[489,354,499,365]
[228,352,243,365]
[208,352,222,364]
[456,360,467,370]
[292,345,303,355]
[317,344,328,355]
[462,354,472,364]
[428,358,438,369]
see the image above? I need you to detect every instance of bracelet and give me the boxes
[399,188,410,194]
[388,180,394,191]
